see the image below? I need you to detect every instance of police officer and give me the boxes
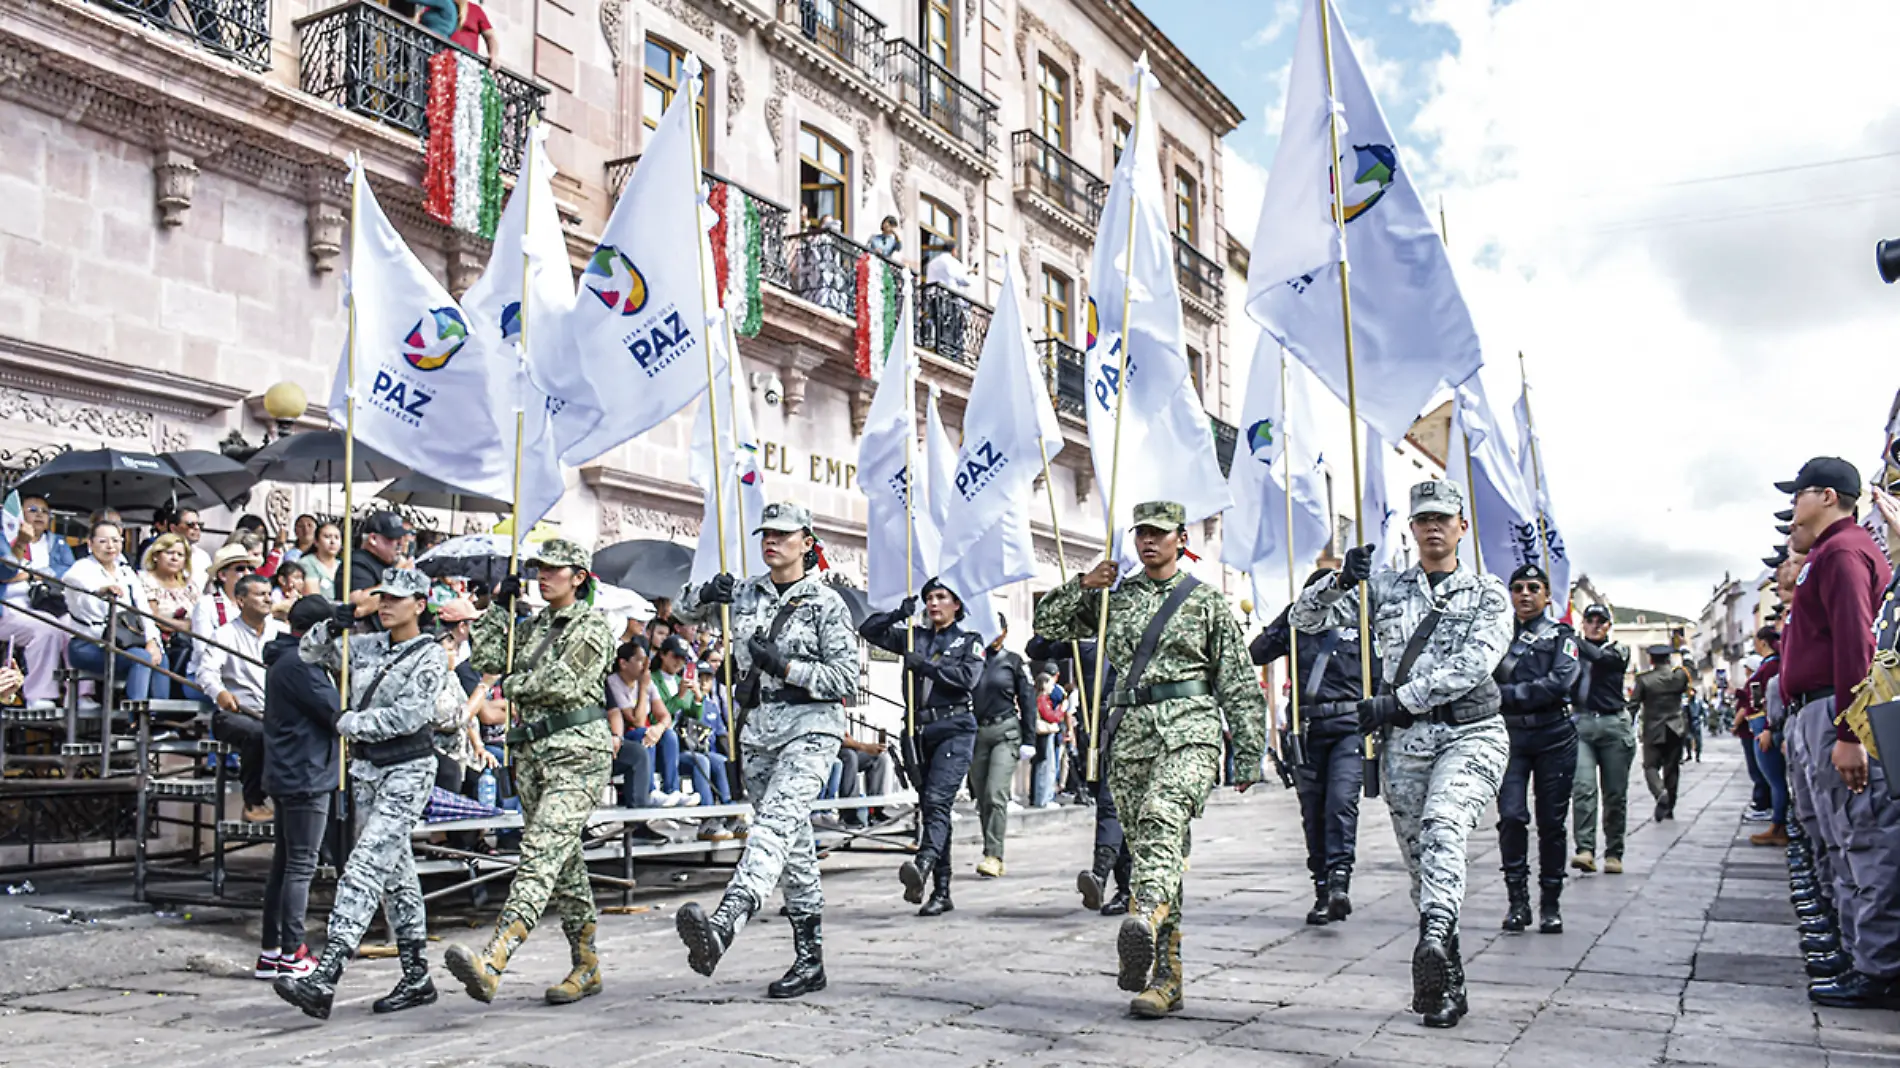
[1493,564,1581,935]
[1571,603,1633,875]
[1293,480,1511,1030]
[1024,635,1128,915]
[967,616,1036,880]
[1033,501,1265,1020]
[1630,644,1690,822]
[860,578,983,915]
[672,503,857,999]
[446,540,617,1005]
[1251,567,1366,926]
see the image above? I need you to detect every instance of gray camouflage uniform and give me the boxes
[676,570,856,914]
[300,619,447,955]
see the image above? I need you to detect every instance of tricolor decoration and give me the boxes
[422,50,504,239]
[707,182,764,338]
[854,252,902,378]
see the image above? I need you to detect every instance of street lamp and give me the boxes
[263,381,308,438]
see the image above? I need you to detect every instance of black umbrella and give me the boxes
[245,431,408,484]
[826,580,873,629]
[14,448,188,513]
[415,533,514,587]
[378,472,509,514]
[162,450,260,511]
[592,539,694,602]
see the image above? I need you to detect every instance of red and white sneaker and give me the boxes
[254,950,282,979]
[278,945,318,979]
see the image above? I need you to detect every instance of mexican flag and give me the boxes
[422,49,503,239]
[854,252,902,378]
[708,181,764,338]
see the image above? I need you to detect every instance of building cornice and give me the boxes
[0,334,251,422]
[1082,0,1245,135]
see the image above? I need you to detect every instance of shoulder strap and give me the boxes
[1124,575,1203,693]
[1495,617,1550,682]
[766,598,803,641]
[1303,628,1345,701]
[523,613,571,669]
[359,637,433,710]
[1391,607,1445,693]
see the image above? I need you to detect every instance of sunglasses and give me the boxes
[179,521,203,529]
[1508,582,1546,594]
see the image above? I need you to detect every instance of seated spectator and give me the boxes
[272,562,310,618]
[258,595,341,981]
[296,522,343,601]
[174,507,211,589]
[607,638,684,821]
[73,508,121,560]
[64,520,169,703]
[837,733,893,828]
[281,514,318,567]
[450,0,498,64]
[0,493,73,708]
[141,533,201,683]
[234,515,284,578]
[189,543,262,693]
[654,636,719,807]
[197,574,283,823]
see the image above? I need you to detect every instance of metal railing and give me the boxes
[1036,338,1087,418]
[295,1,548,175]
[783,229,875,318]
[780,0,888,84]
[1174,235,1224,307]
[1211,417,1238,477]
[604,157,792,291]
[916,282,990,367]
[88,0,271,71]
[1011,131,1107,230]
[886,41,998,158]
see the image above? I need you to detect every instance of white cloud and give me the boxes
[1244,0,1303,50]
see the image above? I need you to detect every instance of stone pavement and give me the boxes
[2,743,1899,1066]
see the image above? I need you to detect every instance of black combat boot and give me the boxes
[1101,848,1132,916]
[1423,926,1468,1028]
[1411,905,1457,1023]
[899,852,937,906]
[1502,876,1532,932]
[676,886,759,977]
[1305,877,1331,926]
[372,939,438,1014]
[1326,866,1353,922]
[1538,882,1564,935]
[274,940,350,1021]
[919,863,954,917]
[1078,844,1117,911]
[766,912,827,999]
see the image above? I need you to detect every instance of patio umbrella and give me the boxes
[378,472,509,514]
[415,533,515,587]
[14,448,189,513]
[591,539,694,602]
[244,431,408,484]
[162,450,260,511]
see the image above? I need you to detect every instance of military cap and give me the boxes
[1646,644,1675,659]
[527,538,592,572]
[1774,508,1794,522]
[1508,563,1549,587]
[369,567,432,599]
[1775,456,1861,498]
[1130,501,1186,530]
[754,501,813,534]
[1409,479,1464,518]
[1582,604,1612,622]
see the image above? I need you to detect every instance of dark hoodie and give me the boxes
[262,632,342,797]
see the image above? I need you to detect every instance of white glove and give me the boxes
[1018,744,1036,761]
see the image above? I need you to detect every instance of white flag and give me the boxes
[1361,425,1394,566]
[1512,386,1571,608]
[857,276,938,609]
[1247,0,1483,444]
[1453,376,1542,588]
[937,251,1056,611]
[329,158,515,504]
[688,331,766,585]
[549,54,720,465]
[1084,54,1231,555]
[924,388,1002,642]
[1221,338,1331,614]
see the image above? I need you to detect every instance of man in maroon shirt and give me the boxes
[1775,457,1900,1009]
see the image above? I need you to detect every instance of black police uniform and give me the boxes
[1252,607,1369,924]
[859,602,982,913]
[1024,635,1129,913]
[1495,606,1582,932]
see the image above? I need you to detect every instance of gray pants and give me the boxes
[1798,698,1900,979]
[968,719,1020,859]
[325,758,433,954]
[1572,711,1636,860]
[1383,715,1510,921]
[1788,705,1836,902]
[729,732,840,914]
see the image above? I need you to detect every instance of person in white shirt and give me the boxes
[63,520,168,702]
[923,240,977,363]
[0,495,74,707]
[199,573,282,822]
[177,507,213,592]
[188,543,262,684]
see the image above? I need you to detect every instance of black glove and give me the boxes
[493,573,522,609]
[898,595,918,618]
[748,634,790,679]
[1356,694,1402,732]
[902,650,931,674]
[1341,543,1377,585]
[331,602,358,633]
[700,573,737,605]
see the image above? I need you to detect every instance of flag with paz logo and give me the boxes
[924,386,1003,643]
[1221,337,1330,616]
[689,329,767,586]
[857,275,939,609]
[1452,375,1542,588]
[1512,385,1571,607]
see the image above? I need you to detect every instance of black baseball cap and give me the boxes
[1508,564,1549,587]
[1775,457,1861,498]
[1582,604,1611,622]
[1775,523,1792,535]
[657,635,693,662]
[362,511,407,540]
[1774,508,1794,522]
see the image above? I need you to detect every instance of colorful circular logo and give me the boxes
[1337,144,1397,225]
[584,245,649,316]
[402,306,469,371]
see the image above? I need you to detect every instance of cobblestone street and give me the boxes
[1,746,1896,1066]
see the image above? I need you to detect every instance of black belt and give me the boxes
[1580,707,1628,716]
[1794,687,1835,709]
[916,703,974,727]
[1420,704,1500,726]
[355,728,435,768]
[975,710,1017,726]
[1107,679,1212,708]
[1503,708,1571,731]
[506,705,604,745]
[1297,700,1360,720]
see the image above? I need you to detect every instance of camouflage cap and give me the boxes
[527,538,592,571]
[754,501,813,534]
[368,567,432,599]
[1130,501,1186,530]
[1408,479,1464,518]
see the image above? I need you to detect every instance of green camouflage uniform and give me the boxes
[468,544,616,937]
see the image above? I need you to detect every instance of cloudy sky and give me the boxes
[1147,0,1900,617]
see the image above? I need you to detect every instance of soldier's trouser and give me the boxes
[1498,717,1579,888]
[968,718,1020,859]
[1788,708,1836,901]
[1642,735,1684,804]
[730,732,840,914]
[1108,736,1219,919]
[915,714,976,869]
[324,758,433,954]
[1383,716,1510,919]
[502,741,612,935]
[1571,711,1635,860]
[1295,720,1362,879]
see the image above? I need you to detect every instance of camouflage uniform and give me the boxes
[1033,501,1265,1016]
[447,540,616,1005]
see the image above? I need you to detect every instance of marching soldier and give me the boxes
[1493,564,1581,935]
[1571,603,1633,874]
[1251,567,1367,926]
[1631,644,1691,822]
[275,570,446,1020]
[445,540,617,1005]
[1292,480,1511,1030]
[672,503,857,999]
[859,579,983,915]
[1033,501,1265,1020]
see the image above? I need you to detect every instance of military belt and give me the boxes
[356,728,435,768]
[1502,708,1571,731]
[1107,679,1212,708]
[916,702,975,727]
[506,705,605,745]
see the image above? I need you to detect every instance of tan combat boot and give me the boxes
[545,920,603,1004]
[1116,899,1170,992]
[1129,925,1184,1018]
[444,915,529,1003]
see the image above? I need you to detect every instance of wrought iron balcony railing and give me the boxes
[780,0,888,84]
[1174,234,1225,307]
[1036,338,1087,418]
[296,2,547,175]
[886,40,998,159]
[1011,131,1107,230]
[1211,416,1238,477]
[783,228,873,319]
[91,0,271,71]
[604,156,792,291]
[916,282,991,367]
